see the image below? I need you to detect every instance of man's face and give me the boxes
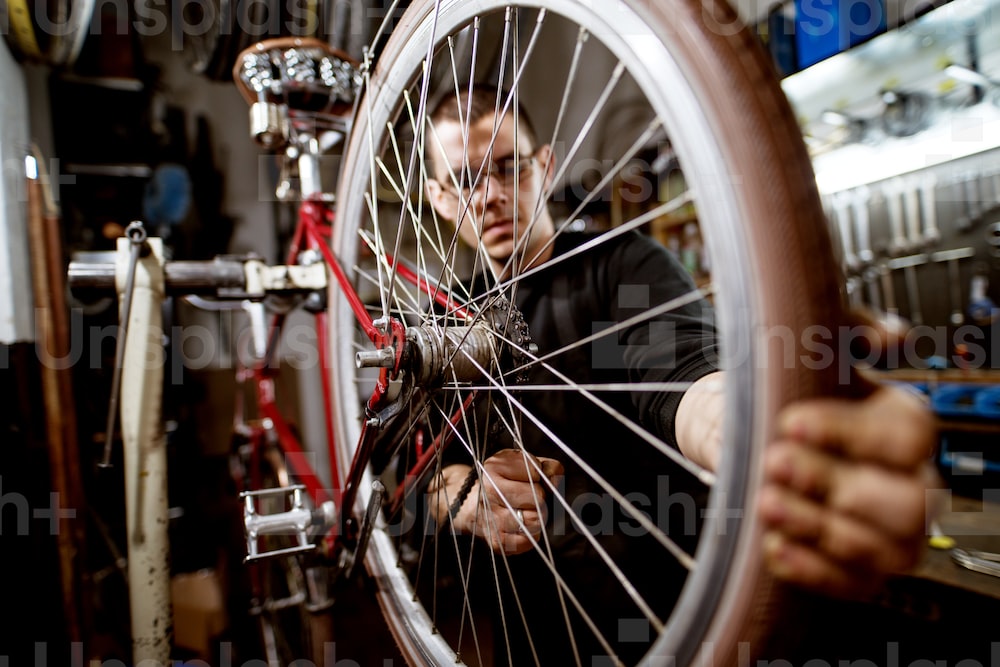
[427,112,555,273]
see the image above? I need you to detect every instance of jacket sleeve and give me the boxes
[607,233,719,449]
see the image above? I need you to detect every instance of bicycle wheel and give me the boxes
[329,1,844,665]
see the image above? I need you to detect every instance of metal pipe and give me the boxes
[298,136,323,197]
[68,258,249,294]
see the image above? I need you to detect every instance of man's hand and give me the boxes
[435,449,564,555]
[758,386,938,597]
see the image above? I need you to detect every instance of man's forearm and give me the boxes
[674,371,725,471]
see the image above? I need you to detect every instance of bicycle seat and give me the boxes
[233,37,362,147]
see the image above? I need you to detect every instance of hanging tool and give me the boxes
[862,265,883,311]
[930,246,975,326]
[957,172,983,232]
[852,183,892,314]
[884,178,924,324]
[903,175,924,249]
[879,260,897,315]
[885,177,910,255]
[983,166,997,211]
[851,185,875,265]
[832,190,859,271]
[887,253,927,325]
[920,172,940,245]
[846,185,881,312]
[846,276,864,309]
[987,221,1000,252]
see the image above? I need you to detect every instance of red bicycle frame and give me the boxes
[242,190,476,557]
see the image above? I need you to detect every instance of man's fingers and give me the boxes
[765,443,929,540]
[776,388,936,469]
[759,485,924,573]
[480,507,541,555]
[484,450,564,484]
[472,450,563,556]
[764,441,836,501]
[494,532,534,555]
[506,506,545,535]
[762,532,884,599]
[486,448,559,482]
[482,479,540,509]
[485,448,539,481]
[539,456,564,479]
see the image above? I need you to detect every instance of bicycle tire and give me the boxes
[329,1,845,665]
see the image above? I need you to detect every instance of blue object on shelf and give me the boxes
[925,356,948,370]
[931,384,984,418]
[968,298,997,327]
[888,379,1000,421]
[794,0,887,68]
[143,163,192,229]
[975,385,1000,420]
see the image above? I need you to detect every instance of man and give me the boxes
[418,86,935,662]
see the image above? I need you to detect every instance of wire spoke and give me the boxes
[517,284,712,375]
[451,381,700,392]
[472,359,699,571]
[466,191,695,314]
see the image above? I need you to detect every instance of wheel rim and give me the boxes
[330,1,839,665]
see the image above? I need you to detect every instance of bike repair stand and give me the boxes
[110,222,172,663]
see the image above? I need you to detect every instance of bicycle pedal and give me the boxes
[241,484,316,562]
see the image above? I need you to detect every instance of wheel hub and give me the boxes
[404,298,534,387]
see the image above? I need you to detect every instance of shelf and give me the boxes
[938,417,1000,434]
[911,494,1000,600]
[65,163,153,178]
[56,73,145,92]
[865,368,1000,385]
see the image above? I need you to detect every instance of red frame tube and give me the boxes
[247,195,479,548]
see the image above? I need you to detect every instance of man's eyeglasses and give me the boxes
[439,152,537,198]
